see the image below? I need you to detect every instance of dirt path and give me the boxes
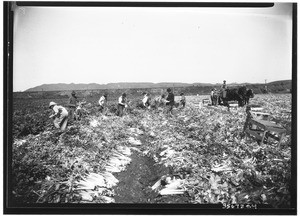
[113,151,163,203]
[113,135,190,203]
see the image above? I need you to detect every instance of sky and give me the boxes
[13,3,293,92]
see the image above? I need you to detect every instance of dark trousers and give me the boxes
[69,107,76,120]
[117,104,125,117]
[99,105,104,113]
[181,101,186,108]
[166,104,173,115]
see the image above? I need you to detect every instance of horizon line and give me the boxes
[16,79,291,92]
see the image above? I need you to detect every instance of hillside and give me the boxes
[14,80,292,101]
[24,80,292,93]
[24,82,214,92]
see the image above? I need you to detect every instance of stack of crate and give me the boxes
[228,101,239,109]
[244,105,286,146]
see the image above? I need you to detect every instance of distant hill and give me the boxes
[14,80,292,100]
[24,82,214,92]
[267,80,291,85]
[24,80,292,93]
[263,80,292,93]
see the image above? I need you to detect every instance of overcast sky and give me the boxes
[13,3,293,92]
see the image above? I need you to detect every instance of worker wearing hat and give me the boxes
[211,88,218,106]
[222,80,227,89]
[75,100,87,120]
[165,88,175,116]
[142,92,151,109]
[49,102,69,131]
[221,80,227,98]
[98,92,108,113]
[68,90,78,121]
[117,93,127,117]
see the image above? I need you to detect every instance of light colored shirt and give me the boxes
[99,96,106,106]
[155,96,166,104]
[118,96,126,105]
[142,95,149,106]
[154,96,160,103]
[52,105,68,116]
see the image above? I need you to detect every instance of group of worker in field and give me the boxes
[48,80,229,131]
[48,88,186,131]
[112,87,186,117]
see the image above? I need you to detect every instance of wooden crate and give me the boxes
[246,105,264,112]
[249,111,271,130]
[245,118,286,146]
[202,99,210,106]
[229,103,238,109]
[250,111,271,121]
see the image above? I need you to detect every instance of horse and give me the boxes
[218,86,248,108]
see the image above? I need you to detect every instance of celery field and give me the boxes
[11,93,292,208]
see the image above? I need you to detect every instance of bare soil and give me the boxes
[113,135,190,203]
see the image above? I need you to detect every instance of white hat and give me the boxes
[49,101,57,108]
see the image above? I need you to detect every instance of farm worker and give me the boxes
[68,91,78,121]
[180,92,186,108]
[49,102,68,131]
[151,94,164,109]
[222,80,227,89]
[117,93,127,117]
[221,80,227,98]
[98,93,108,113]
[210,89,215,105]
[159,94,166,105]
[155,94,165,107]
[213,88,219,105]
[142,92,151,109]
[165,88,175,115]
[75,101,87,120]
[211,88,219,105]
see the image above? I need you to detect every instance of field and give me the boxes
[11,92,292,208]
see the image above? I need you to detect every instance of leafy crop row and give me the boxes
[11,94,292,207]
